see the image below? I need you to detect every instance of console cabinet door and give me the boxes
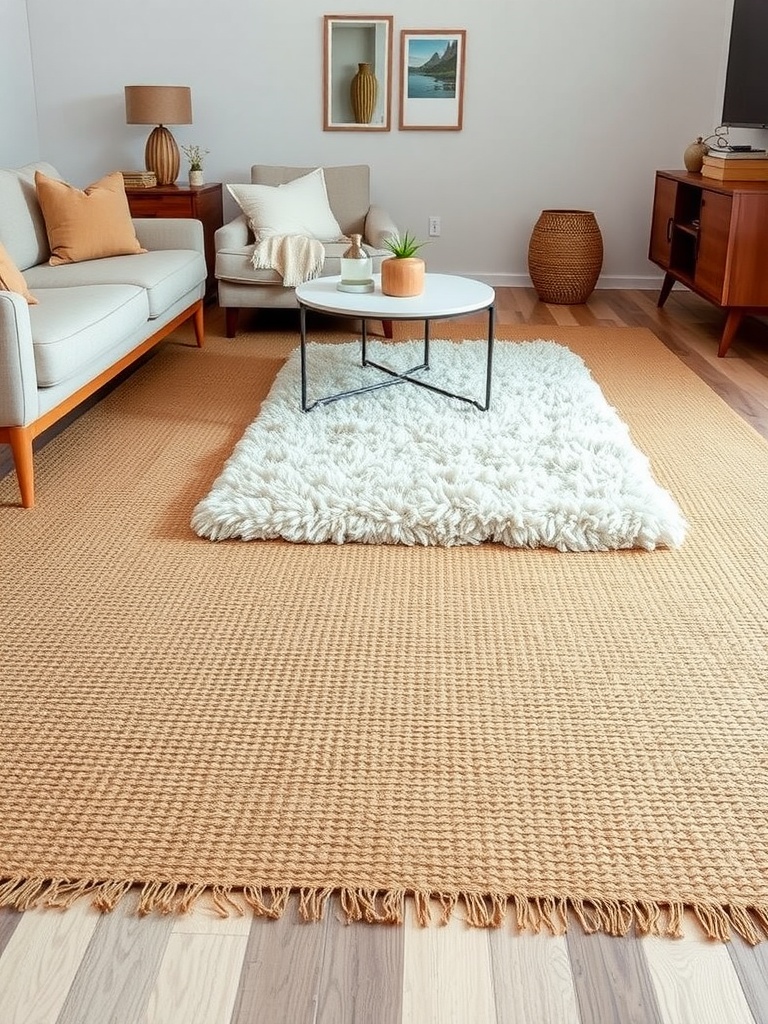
[694,190,731,303]
[723,194,768,306]
[649,175,676,269]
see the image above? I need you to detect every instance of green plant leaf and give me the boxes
[382,230,428,259]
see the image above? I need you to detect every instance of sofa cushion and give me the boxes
[227,168,345,244]
[0,242,37,304]
[24,249,205,318]
[0,162,61,271]
[28,284,149,387]
[35,171,146,266]
[215,241,389,286]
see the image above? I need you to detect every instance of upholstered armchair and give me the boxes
[215,164,398,338]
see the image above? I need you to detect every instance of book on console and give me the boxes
[704,148,768,160]
[120,170,157,188]
[702,155,768,170]
[701,164,768,181]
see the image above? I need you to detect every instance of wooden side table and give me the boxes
[125,182,223,302]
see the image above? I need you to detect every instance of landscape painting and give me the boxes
[399,29,466,130]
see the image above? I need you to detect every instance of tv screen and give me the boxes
[722,0,768,128]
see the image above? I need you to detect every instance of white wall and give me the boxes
[17,0,766,286]
[0,0,39,167]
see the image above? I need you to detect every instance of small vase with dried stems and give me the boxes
[182,143,209,187]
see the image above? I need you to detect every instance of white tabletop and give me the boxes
[295,273,495,320]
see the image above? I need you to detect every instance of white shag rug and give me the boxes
[191,339,687,550]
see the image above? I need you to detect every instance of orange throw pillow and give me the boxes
[35,170,146,266]
[0,242,38,304]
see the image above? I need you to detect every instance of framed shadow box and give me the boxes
[323,14,393,130]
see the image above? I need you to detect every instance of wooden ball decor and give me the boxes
[528,209,604,304]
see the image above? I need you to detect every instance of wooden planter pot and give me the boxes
[381,257,425,297]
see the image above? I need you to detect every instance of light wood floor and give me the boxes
[1,287,767,1024]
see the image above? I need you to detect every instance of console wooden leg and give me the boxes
[225,307,239,339]
[193,301,205,347]
[718,309,744,358]
[657,272,675,308]
[381,319,393,339]
[7,425,35,508]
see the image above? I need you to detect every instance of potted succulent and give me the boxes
[181,144,209,187]
[380,230,428,296]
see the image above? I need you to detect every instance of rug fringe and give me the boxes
[0,878,766,943]
[241,886,290,919]
[339,888,405,924]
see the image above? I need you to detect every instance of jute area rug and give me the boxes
[1,318,767,942]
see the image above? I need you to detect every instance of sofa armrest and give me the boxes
[132,217,205,255]
[0,291,38,427]
[364,206,399,249]
[215,214,251,250]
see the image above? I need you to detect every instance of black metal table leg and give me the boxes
[300,303,309,412]
[300,302,495,412]
[481,305,495,411]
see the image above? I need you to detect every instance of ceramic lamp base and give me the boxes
[144,125,180,186]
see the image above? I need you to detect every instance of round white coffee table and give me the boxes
[295,273,495,412]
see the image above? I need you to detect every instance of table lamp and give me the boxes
[124,85,193,186]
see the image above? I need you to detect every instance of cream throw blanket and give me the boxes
[251,234,326,288]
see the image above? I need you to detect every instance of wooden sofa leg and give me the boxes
[382,319,393,339]
[192,300,205,347]
[225,307,239,339]
[8,425,35,508]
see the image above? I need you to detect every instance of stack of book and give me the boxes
[120,170,157,188]
[701,149,768,182]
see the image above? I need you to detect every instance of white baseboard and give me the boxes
[461,272,665,291]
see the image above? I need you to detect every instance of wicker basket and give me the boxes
[527,210,603,304]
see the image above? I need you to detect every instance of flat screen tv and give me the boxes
[721,0,768,128]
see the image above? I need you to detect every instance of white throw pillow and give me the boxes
[227,168,345,243]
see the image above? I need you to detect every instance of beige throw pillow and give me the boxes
[0,242,38,304]
[35,170,146,266]
[227,168,344,243]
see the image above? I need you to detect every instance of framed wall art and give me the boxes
[398,29,466,130]
[323,14,393,131]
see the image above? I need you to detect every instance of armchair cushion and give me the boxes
[216,240,358,286]
[226,168,345,244]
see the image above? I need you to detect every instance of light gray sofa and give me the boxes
[215,164,398,337]
[0,162,207,507]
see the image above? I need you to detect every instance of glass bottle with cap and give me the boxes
[337,234,374,293]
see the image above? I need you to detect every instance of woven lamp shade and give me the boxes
[528,209,604,304]
[124,86,192,186]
